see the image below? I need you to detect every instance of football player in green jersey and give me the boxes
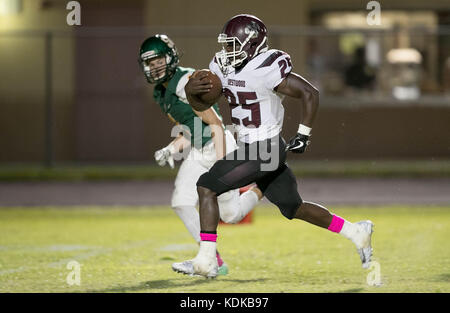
[139,34,263,276]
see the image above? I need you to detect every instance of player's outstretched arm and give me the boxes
[275,73,319,153]
[154,134,190,169]
[169,134,191,153]
[192,108,226,160]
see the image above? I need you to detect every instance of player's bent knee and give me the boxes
[197,185,217,199]
[219,210,241,224]
[278,199,303,220]
[196,172,230,196]
[220,214,238,224]
[217,190,241,224]
[223,217,241,224]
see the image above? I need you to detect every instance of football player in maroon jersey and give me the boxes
[172,14,374,278]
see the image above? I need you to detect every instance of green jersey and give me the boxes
[153,66,221,149]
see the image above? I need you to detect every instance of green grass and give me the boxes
[1,159,450,181]
[0,205,449,293]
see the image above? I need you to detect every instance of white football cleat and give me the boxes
[193,253,218,278]
[172,260,197,276]
[172,255,218,279]
[353,220,374,269]
[172,240,219,278]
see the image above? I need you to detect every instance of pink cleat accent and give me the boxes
[216,252,224,267]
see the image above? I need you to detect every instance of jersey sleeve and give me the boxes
[175,70,194,103]
[260,50,293,90]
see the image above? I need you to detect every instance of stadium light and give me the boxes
[0,0,22,16]
[387,48,422,64]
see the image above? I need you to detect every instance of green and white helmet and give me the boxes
[139,34,179,84]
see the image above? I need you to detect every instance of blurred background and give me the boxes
[0,0,449,177]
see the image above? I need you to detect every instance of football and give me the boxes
[192,69,223,105]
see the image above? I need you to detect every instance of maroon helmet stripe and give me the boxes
[256,51,283,69]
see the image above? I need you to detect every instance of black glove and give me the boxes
[286,133,311,154]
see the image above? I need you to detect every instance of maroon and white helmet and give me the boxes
[215,14,268,75]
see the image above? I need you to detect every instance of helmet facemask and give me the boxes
[140,53,173,84]
[215,30,257,75]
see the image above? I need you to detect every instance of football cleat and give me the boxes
[172,260,197,276]
[193,254,219,278]
[353,220,374,269]
[172,256,218,279]
[218,263,229,276]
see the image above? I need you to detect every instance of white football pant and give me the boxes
[171,130,259,243]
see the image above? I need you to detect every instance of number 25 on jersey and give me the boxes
[223,88,262,128]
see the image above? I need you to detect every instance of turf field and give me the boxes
[0,205,449,293]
